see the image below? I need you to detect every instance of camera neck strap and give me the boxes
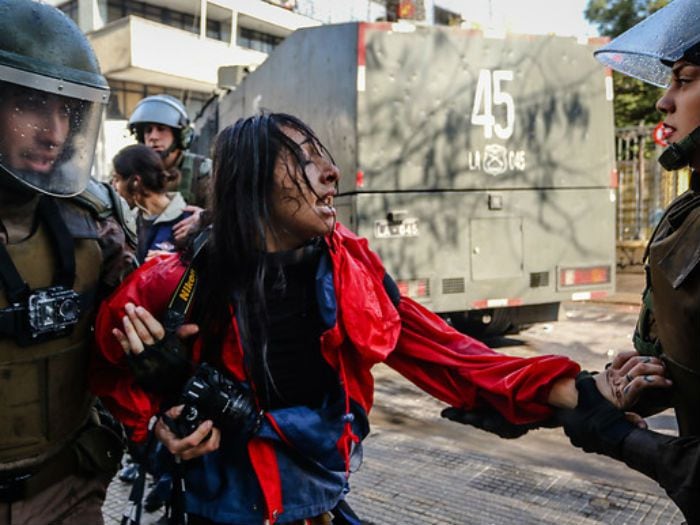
[163,228,210,334]
[36,197,76,289]
[0,197,76,304]
[0,242,29,304]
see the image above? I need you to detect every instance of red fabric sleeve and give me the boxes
[385,297,580,424]
[90,254,186,442]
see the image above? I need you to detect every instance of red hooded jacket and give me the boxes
[91,223,579,522]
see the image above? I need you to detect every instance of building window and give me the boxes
[105,0,225,42]
[237,27,283,54]
[106,81,209,121]
[57,0,79,24]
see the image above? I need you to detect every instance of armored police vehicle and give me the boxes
[195,22,616,335]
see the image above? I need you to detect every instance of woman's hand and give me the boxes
[112,302,199,356]
[594,350,671,410]
[155,405,221,460]
[113,302,165,355]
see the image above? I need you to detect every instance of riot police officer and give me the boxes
[558,0,700,522]
[0,1,136,523]
[128,94,212,209]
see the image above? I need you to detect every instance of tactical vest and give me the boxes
[633,177,700,437]
[168,152,212,208]
[0,200,101,470]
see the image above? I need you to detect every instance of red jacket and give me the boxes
[91,223,579,522]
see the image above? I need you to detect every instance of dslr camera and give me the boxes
[173,364,262,439]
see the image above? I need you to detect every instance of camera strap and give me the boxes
[0,243,30,304]
[162,228,209,334]
[36,196,76,289]
[0,197,88,341]
[0,197,76,303]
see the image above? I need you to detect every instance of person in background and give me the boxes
[91,112,666,525]
[128,94,212,243]
[111,144,192,264]
[0,1,136,523]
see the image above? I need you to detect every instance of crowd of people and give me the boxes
[0,0,698,524]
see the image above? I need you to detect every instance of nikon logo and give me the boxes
[178,270,196,302]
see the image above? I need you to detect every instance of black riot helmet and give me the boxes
[127,94,194,156]
[0,0,110,197]
[594,0,700,170]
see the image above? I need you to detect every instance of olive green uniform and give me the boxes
[167,151,212,209]
[0,184,136,524]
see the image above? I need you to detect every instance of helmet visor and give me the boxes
[594,0,700,88]
[0,74,107,197]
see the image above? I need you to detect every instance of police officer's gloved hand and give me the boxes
[441,406,557,439]
[557,371,637,460]
[127,331,191,396]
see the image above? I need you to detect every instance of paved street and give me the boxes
[104,268,684,524]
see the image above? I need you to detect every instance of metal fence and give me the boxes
[615,126,690,265]
[615,126,689,241]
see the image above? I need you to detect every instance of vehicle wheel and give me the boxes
[449,309,514,338]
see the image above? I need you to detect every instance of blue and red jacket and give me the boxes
[91,223,579,523]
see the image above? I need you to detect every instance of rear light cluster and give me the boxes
[396,278,430,298]
[559,265,611,287]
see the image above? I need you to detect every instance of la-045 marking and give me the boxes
[374,218,419,238]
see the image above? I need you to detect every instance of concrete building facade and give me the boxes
[45,0,460,177]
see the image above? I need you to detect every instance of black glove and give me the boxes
[127,332,191,396]
[441,406,557,439]
[557,371,636,460]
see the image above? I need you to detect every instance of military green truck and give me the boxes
[195,22,616,336]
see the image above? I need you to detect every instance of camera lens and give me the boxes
[59,299,79,320]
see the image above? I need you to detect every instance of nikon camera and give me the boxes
[173,364,262,439]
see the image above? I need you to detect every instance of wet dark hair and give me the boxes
[194,111,334,403]
[112,144,176,197]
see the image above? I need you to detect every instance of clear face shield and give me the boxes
[594,0,700,88]
[0,66,108,197]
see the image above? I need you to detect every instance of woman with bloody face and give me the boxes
[90,113,662,524]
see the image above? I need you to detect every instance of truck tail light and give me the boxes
[396,278,430,298]
[559,265,611,287]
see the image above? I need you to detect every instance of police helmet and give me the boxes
[128,94,194,150]
[0,0,109,197]
[594,0,700,88]
[594,0,700,170]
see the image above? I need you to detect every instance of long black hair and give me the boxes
[194,111,334,403]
